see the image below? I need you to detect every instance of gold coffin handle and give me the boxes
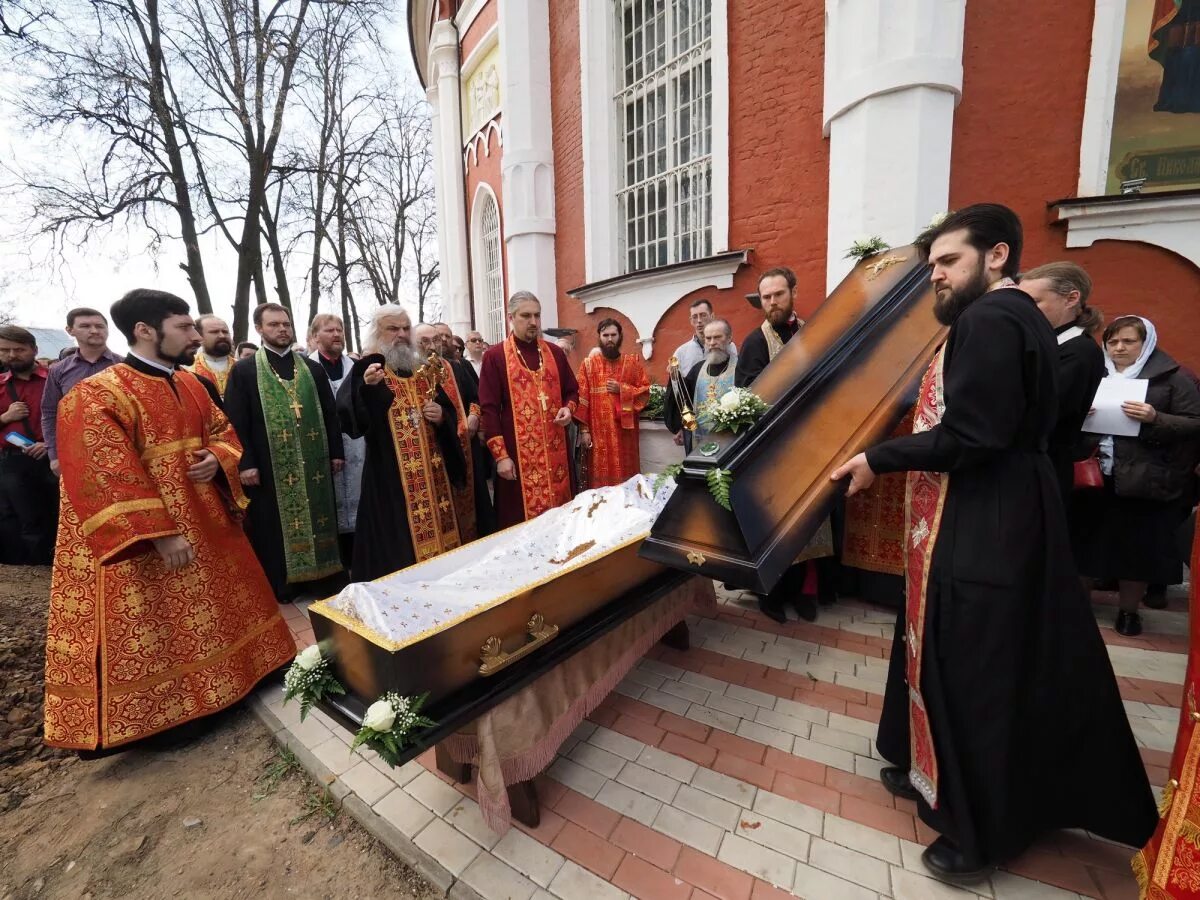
[478,613,560,677]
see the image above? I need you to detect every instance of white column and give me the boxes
[429,21,472,335]
[823,0,966,293]
[498,0,558,328]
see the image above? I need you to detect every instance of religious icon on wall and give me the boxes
[1107,0,1200,194]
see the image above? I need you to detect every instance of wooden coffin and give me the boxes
[639,247,946,593]
[308,480,672,716]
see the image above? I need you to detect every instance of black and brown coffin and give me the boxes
[640,247,945,594]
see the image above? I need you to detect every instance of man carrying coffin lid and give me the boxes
[478,291,580,528]
[224,303,344,601]
[44,289,293,752]
[735,266,833,624]
[338,306,465,581]
[832,204,1155,881]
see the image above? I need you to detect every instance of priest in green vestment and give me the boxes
[225,303,344,600]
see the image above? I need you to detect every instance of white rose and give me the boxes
[719,390,741,412]
[363,699,396,733]
[294,645,322,672]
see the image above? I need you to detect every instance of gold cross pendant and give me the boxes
[539,391,549,412]
[289,400,303,420]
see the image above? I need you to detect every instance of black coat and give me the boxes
[1049,326,1105,500]
[866,288,1155,862]
[1108,348,1200,502]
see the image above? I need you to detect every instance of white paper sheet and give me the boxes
[1081,377,1148,437]
[328,474,675,646]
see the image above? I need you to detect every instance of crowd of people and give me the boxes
[5,199,1200,889]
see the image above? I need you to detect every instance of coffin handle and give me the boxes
[478,614,560,676]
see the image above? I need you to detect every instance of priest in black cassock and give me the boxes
[224,303,344,601]
[339,306,466,582]
[833,205,1155,882]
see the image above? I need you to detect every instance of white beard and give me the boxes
[705,348,730,368]
[384,342,422,375]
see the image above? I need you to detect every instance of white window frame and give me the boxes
[580,0,729,286]
[471,183,507,344]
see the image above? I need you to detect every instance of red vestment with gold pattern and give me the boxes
[43,363,294,749]
[574,352,650,489]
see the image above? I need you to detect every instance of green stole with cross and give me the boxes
[255,348,341,583]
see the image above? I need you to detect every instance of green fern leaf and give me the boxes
[653,462,683,495]
[706,467,733,511]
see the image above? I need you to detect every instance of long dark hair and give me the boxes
[1021,261,1104,335]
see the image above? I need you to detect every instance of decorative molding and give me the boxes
[567,251,750,360]
[461,25,501,143]
[1055,192,1200,270]
[454,0,490,33]
[470,182,505,343]
[465,120,503,168]
[1076,0,1125,197]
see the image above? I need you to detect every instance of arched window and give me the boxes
[472,187,505,343]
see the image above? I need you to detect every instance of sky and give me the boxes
[0,12,427,354]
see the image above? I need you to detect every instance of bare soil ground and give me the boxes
[0,565,438,900]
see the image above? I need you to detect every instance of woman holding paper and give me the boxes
[1073,315,1200,636]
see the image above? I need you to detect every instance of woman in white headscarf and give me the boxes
[1072,315,1200,636]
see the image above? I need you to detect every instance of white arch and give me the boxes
[470,182,506,344]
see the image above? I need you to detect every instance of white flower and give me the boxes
[295,645,322,672]
[928,211,949,228]
[363,699,397,733]
[719,390,741,412]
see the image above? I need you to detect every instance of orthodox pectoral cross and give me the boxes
[539,390,549,412]
[288,400,303,420]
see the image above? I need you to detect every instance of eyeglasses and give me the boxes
[467,337,484,343]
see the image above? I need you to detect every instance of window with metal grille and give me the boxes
[616,0,713,274]
[478,192,505,343]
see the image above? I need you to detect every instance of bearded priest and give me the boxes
[44,289,294,753]
[575,317,650,489]
[338,306,466,581]
[478,292,580,527]
[187,314,234,398]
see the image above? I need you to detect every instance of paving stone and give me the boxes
[445,798,504,850]
[809,837,893,893]
[741,648,793,670]
[708,640,748,659]
[639,688,693,715]
[751,790,825,835]
[691,766,759,807]
[809,724,872,756]
[339,760,395,806]
[733,810,812,861]
[283,715,333,751]
[990,872,1083,899]
[572,721,599,742]
[460,852,539,900]
[790,735,857,772]
[686,705,741,734]
[624,667,667,691]
[827,712,880,739]
[754,707,816,738]
[681,671,732,694]
[414,817,481,876]
[493,827,567,888]
[616,760,682,803]
[373,787,434,838]
[792,861,878,900]
[736,719,794,752]
[589,726,644,761]
[891,866,981,900]
[547,860,630,900]
[660,679,712,704]
[771,698,831,726]
[636,744,699,783]
[718,833,797,890]
[639,659,686,680]
[725,683,780,710]
[706,693,761,720]
[652,805,725,855]
[774,636,822,655]
[310,736,356,776]
[823,814,902,864]
[614,680,645,700]
[569,742,626,779]
[405,769,463,816]
[674,783,742,830]
[547,757,607,799]
[595,779,663,827]
[854,755,887,781]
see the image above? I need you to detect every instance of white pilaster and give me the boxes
[498,0,558,328]
[429,21,472,335]
[823,0,966,293]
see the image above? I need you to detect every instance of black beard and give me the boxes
[7,358,34,374]
[600,344,621,360]
[158,336,197,366]
[933,263,990,326]
[207,340,232,358]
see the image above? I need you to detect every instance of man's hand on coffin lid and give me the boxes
[830,452,876,498]
[497,458,516,480]
[422,401,443,424]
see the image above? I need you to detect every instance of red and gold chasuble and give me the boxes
[575,352,650,489]
[187,352,231,397]
[1135,530,1200,899]
[904,347,948,807]
[432,358,477,542]
[496,336,572,520]
[44,365,294,749]
[842,411,914,576]
[383,369,462,562]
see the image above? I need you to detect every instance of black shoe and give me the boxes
[1115,609,1143,636]
[791,594,818,623]
[756,595,787,625]
[1144,586,1168,610]
[920,836,994,884]
[879,766,920,802]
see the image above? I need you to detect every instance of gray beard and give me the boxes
[705,348,730,368]
[384,342,422,375]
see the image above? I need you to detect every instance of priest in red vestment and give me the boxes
[478,292,580,528]
[575,318,650,489]
[44,289,294,752]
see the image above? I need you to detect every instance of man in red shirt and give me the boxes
[0,325,57,564]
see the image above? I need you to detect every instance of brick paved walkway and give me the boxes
[258,584,1186,900]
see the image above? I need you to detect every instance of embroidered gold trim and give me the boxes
[140,437,204,462]
[81,499,166,537]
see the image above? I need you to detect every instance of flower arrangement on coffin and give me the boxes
[845,235,888,260]
[699,387,769,435]
[351,693,436,766]
[283,644,345,721]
